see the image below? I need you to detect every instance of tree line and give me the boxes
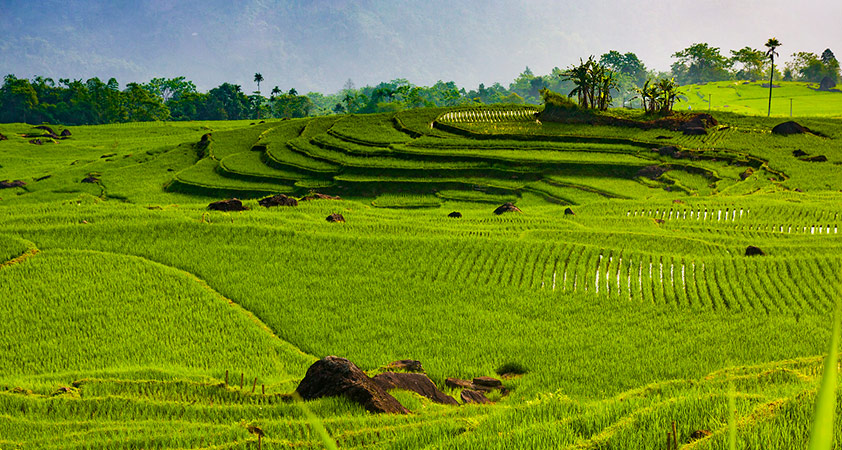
[1,42,839,125]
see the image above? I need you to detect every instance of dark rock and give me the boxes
[792,149,808,157]
[772,121,808,135]
[655,135,672,139]
[460,389,491,404]
[680,113,718,130]
[657,146,681,158]
[296,356,408,414]
[745,246,765,256]
[208,198,247,211]
[493,202,521,215]
[448,211,462,218]
[801,155,827,162]
[682,127,707,136]
[326,213,345,223]
[200,133,211,142]
[564,207,575,215]
[259,120,266,124]
[373,372,458,405]
[0,132,7,140]
[795,188,804,192]
[819,76,836,91]
[472,376,503,391]
[34,125,56,135]
[81,176,100,183]
[636,165,669,180]
[739,168,754,180]
[383,360,424,372]
[0,180,26,188]
[60,129,72,137]
[689,429,713,441]
[302,192,341,201]
[259,194,298,207]
[34,175,51,181]
[29,139,43,145]
[445,377,474,390]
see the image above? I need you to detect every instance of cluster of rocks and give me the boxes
[207,192,342,214]
[295,356,509,414]
[24,126,72,144]
[0,180,26,189]
[791,148,827,163]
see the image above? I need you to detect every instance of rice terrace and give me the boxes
[2,2,842,449]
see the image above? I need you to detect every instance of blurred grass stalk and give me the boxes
[807,299,841,450]
[293,392,339,450]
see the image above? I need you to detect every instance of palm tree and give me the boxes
[270,86,281,100]
[254,73,264,95]
[656,78,680,113]
[765,38,781,117]
[562,58,594,108]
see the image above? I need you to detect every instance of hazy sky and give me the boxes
[1,0,839,93]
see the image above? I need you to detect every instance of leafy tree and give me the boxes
[143,77,196,103]
[730,47,766,81]
[0,75,38,123]
[561,57,618,111]
[599,51,647,86]
[765,38,781,116]
[671,43,732,84]
[123,82,169,122]
[273,92,313,118]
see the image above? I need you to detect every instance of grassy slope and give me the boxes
[677,80,842,118]
[1,107,842,448]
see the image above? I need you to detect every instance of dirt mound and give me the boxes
[60,129,72,137]
[801,155,827,162]
[745,246,765,256]
[382,360,424,372]
[564,207,575,215]
[81,176,100,183]
[819,76,836,91]
[494,202,521,215]
[772,121,809,135]
[258,194,298,207]
[0,180,26,188]
[681,113,718,130]
[326,213,345,223]
[302,192,341,201]
[460,389,491,404]
[0,132,7,141]
[373,372,458,405]
[296,356,408,414]
[448,211,462,218]
[636,165,669,180]
[792,149,808,157]
[208,198,247,211]
[34,125,56,135]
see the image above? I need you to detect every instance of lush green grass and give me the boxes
[678,81,842,118]
[1,105,842,448]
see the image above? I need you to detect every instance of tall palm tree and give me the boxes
[765,38,781,117]
[271,86,281,99]
[254,73,264,95]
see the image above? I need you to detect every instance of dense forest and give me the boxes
[1,44,838,125]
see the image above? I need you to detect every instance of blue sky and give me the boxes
[1,0,839,93]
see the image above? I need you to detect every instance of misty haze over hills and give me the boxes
[1,0,840,93]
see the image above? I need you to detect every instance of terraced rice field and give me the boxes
[1,106,841,448]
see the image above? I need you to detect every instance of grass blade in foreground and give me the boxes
[807,300,841,450]
[293,392,339,450]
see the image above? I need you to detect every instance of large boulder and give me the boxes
[296,356,408,414]
[258,194,298,207]
[819,75,836,91]
[772,121,809,135]
[448,211,462,218]
[208,198,247,211]
[494,202,522,215]
[460,390,491,404]
[745,246,765,256]
[60,129,72,137]
[326,213,345,223]
[564,207,575,216]
[373,372,458,405]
